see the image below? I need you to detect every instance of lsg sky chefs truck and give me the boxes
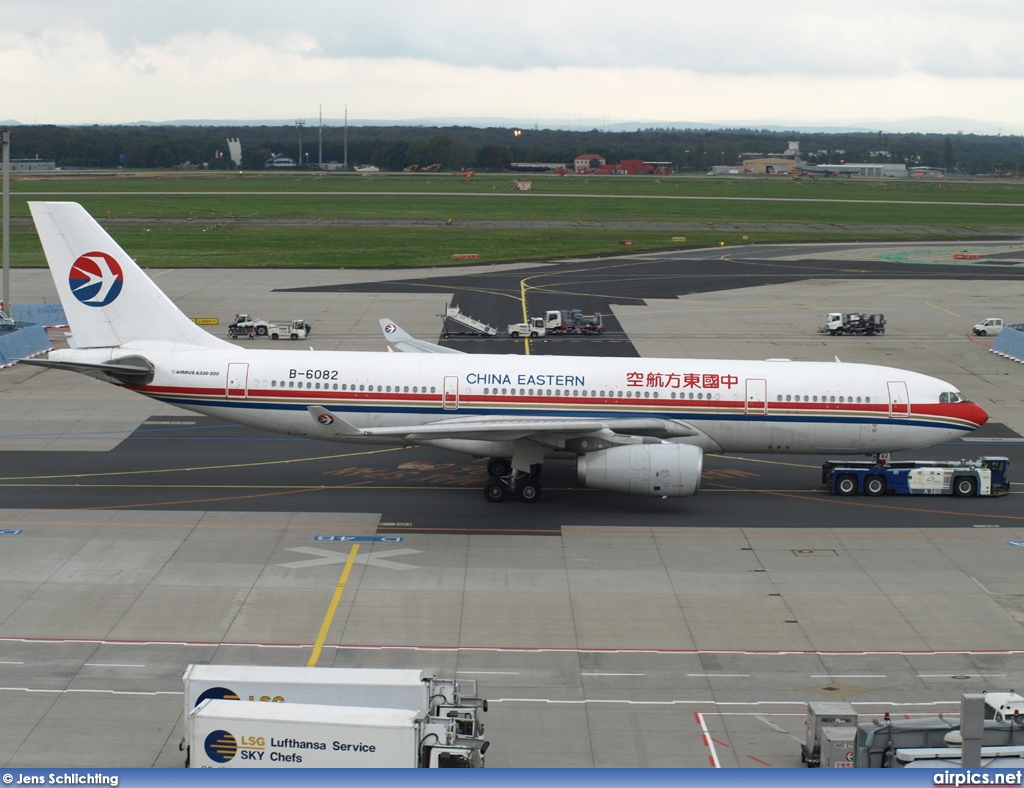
[189,700,486,768]
[180,665,487,766]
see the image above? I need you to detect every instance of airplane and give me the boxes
[792,156,861,177]
[19,201,988,504]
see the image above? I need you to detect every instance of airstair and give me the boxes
[443,305,498,336]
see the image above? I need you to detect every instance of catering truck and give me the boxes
[188,699,486,768]
[181,665,487,764]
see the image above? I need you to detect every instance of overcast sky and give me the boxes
[4,0,1024,132]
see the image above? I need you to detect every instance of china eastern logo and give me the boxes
[205,729,238,763]
[69,251,124,307]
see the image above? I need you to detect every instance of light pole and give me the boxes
[2,130,8,317]
[296,119,305,168]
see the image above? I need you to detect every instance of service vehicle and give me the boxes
[982,691,1024,723]
[229,315,311,340]
[268,320,311,341]
[188,699,486,768]
[228,313,271,337]
[543,309,604,334]
[180,665,487,765]
[507,317,546,338]
[442,305,498,337]
[972,317,1004,336]
[820,312,886,336]
[822,455,1009,497]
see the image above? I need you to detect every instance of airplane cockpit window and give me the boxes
[940,392,967,403]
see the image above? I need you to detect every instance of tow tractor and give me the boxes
[269,319,311,340]
[507,317,546,338]
[822,456,1009,497]
[228,313,271,336]
[229,317,311,340]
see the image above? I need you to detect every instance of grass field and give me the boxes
[8,171,1024,268]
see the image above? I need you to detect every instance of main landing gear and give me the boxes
[483,458,542,503]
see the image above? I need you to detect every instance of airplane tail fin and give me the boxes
[29,202,226,350]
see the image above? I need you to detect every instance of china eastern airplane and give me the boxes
[21,202,988,503]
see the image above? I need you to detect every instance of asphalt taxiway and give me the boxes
[3,241,1024,767]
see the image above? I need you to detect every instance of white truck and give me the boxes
[507,317,546,338]
[820,312,886,336]
[268,319,311,340]
[188,699,486,768]
[982,691,1024,722]
[228,313,272,337]
[229,315,311,340]
[972,317,1004,336]
[180,665,487,764]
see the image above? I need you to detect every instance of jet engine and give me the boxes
[576,443,703,497]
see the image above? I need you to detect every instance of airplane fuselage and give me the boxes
[53,344,986,458]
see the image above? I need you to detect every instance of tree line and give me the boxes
[6,123,1024,175]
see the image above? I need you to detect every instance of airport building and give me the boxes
[10,157,55,172]
[574,154,606,172]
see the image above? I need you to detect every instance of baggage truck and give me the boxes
[181,665,487,764]
[188,699,486,768]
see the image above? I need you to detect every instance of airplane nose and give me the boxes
[965,401,989,428]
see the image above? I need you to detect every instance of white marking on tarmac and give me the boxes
[0,686,181,696]
[696,712,721,768]
[688,673,751,677]
[84,663,145,668]
[3,637,1024,657]
[812,674,885,678]
[280,546,422,570]
[0,661,24,665]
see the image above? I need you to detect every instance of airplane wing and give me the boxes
[379,318,464,354]
[307,407,700,444]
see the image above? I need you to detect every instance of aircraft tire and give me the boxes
[517,479,541,503]
[486,458,511,477]
[483,480,507,503]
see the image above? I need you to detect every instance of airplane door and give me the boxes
[887,381,909,418]
[226,363,249,399]
[745,378,767,415]
[443,376,459,410]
